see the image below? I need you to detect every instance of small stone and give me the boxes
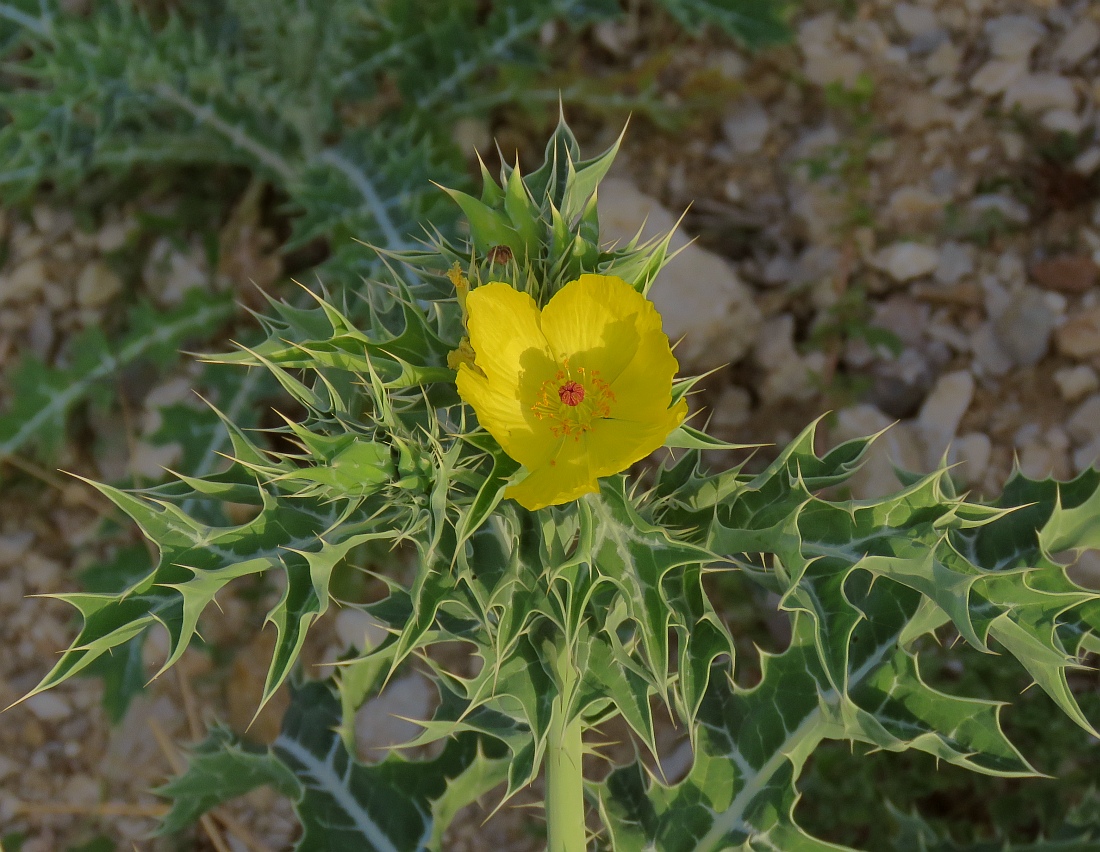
[874,242,940,282]
[985,15,1046,59]
[1054,365,1100,402]
[1019,439,1068,480]
[832,405,924,498]
[0,257,47,304]
[887,186,944,228]
[971,59,1028,96]
[1004,74,1078,113]
[1075,147,1100,176]
[709,385,751,432]
[971,324,1014,377]
[355,674,434,758]
[1056,306,1100,359]
[992,286,1054,367]
[1067,394,1100,444]
[1074,436,1100,473]
[950,432,992,486]
[451,117,490,153]
[96,217,132,253]
[918,370,975,461]
[1068,549,1100,590]
[335,608,388,652]
[894,2,940,37]
[934,241,975,285]
[0,531,34,566]
[25,692,72,721]
[1042,109,1084,134]
[754,315,823,404]
[969,193,1030,224]
[722,98,771,155]
[1032,255,1097,294]
[76,261,124,308]
[925,40,962,77]
[1053,18,1100,67]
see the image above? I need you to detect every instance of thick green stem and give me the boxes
[546,706,586,852]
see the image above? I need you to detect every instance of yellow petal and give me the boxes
[540,274,662,383]
[465,283,553,395]
[505,440,597,511]
[587,405,686,478]
[456,365,554,469]
[607,329,683,423]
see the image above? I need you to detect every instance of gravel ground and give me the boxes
[4,0,1100,848]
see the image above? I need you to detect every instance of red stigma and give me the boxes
[558,380,585,406]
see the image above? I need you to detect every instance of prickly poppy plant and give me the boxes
[19,115,1100,850]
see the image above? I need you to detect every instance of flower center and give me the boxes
[558,380,584,406]
[532,363,615,439]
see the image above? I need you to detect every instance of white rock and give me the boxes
[874,242,940,282]
[722,98,771,155]
[992,286,1054,367]
[598,178,761,369]
[0,531,34,566]
[1067,393,1100,444]
[887,186,944,227]
[1042,108,1084,134]
[926,41,962,77]
[1019,439,1067,480]
[753,315,821,405]
[949,432,992,486]
[971,59,1028,96]
[0,257,47,304]
[804,52,865,87]
[969,193,1030,224]
[25,692,72,721]
[1053,18,1100,67]
[918,370,975,461]
[934,241,975,285]
[1068,549,1100,590]
[1074,436,1100,473]
[832,405,924,498]
[708,385,751,432]
[0,755,16,782]
[335,608,388,652]
[1004,74,1078,113]
[355,674,434,758]
[985,14,1046,59]
[76,260,124,308]
[1075,147,1100,176]
[970,323,1014,377]
[1054,365,1099,402]
[895,3,940,37]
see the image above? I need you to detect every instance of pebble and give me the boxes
[917,370,975,462]
[355,674,434,758]
[894,3,940,37]
[985,14,1046,59]
[887,186,944,228]
[832,405,924,498]
[969,193,1030,224]
[1042,108,1084,134]
[874,242,940,282]
[335,607,388,652]
[991,286,1054,368]
[708,385,751,432]
[935,241,975,285]
[1067,394,1100,444]
[75,261,124,308]
[24,692,72,722]
[971,59,1028,96]
[1055,306,1100,359]
[1,257,47,304]
[598,178,762,369]
[950,432,993,486]
[1075,147,1100,176]
[1053,18,1100,67]
[722,98,771,155]
[1068,550,1100,590]
[1003,74,1078,113]
[1054,365,1100,402]
[1032,255,1097,294]
[754,315,824,404]
[970,323,1015,376]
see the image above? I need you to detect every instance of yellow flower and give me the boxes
[456,273,688,511]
